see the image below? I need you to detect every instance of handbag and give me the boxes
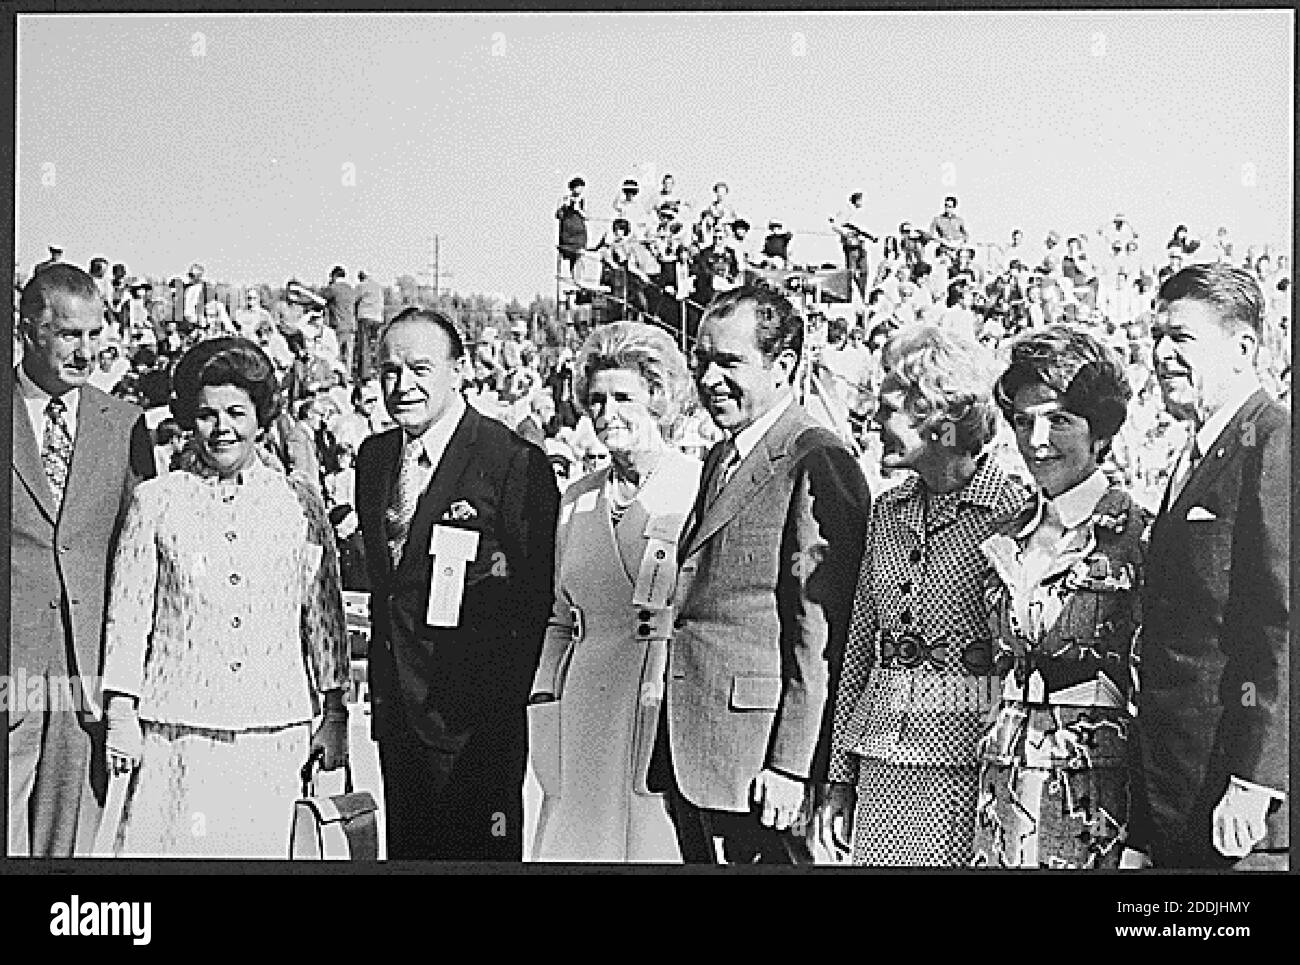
[290,748,379,860]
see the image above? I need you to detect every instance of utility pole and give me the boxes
[418,234,453,298]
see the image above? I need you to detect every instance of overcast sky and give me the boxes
[16,10,1293,300]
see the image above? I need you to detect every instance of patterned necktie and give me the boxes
[385,437,427,567]
[42,396,74,507]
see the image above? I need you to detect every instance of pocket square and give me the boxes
[1185,506,1217,521]
[443,500,478,522]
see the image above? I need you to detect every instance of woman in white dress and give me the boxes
[528,321,701,862]
[101,337,350,858]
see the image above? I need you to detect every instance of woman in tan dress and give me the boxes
[528,321,700,862]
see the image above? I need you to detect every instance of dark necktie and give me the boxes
[704,437,740,510]
[42,396,74,507]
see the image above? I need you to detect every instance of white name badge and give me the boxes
[427,525,480,627]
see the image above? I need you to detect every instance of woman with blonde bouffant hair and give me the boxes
[527,320,701,862]
[816,324,1027,866]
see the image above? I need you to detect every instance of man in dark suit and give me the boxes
[356,308,558,860]
[9,264,155,856]
[1124,264,1290,870]
[652,285,870,862]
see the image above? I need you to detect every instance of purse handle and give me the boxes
[300,747,354,798]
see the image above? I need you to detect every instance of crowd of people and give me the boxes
[9,228,1289,868]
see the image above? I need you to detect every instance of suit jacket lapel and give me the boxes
[364,427,402,585]
[683,403,798,558]
[11,376,57,524]
[1172,390,1267,514]
[60,389,114,533]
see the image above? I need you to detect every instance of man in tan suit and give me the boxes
[9,264,155,856]
[650,285,870,862]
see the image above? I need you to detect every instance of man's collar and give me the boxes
[1197,374,1261,455]
[729,393,793,460]
[403,393,467,455]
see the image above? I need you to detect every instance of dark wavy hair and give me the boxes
[170,337,282,431]
[994,324,1131,445]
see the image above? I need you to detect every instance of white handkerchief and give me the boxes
[1186,506,1218,521]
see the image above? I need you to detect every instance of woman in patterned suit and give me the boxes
[816,325,1026,866]
[528,321,701,862]
[972,325,1147,868]
[101,337,350,858]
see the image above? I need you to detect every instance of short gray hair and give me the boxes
[574,321,692,433]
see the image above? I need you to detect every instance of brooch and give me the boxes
[443,500,478,522]
[1089,510,1128,535]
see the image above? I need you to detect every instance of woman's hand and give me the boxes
[105,695,143,776]
[812,782,856,862]
[310,690,350,771]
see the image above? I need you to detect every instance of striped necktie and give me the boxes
[1166,433,1203,508]
[42,396,74,507]
[385,437,428,567]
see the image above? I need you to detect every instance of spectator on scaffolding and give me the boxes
[699,220,742,299]
[1166,223,1200,257]
[1102,211,1139,250]
[654,173,683,225]
[928,195,969,262]
[613,178,652,241]
[1040,230,1064,272]
[601,218,656,319]
[832,191,878,302]
[950,246,984,290]
[703,180,736,230]
[300,306,342,372]
[759,220,793,270]
[875,235,904,285]
[899,221,929,270]
[556,176,589,279]
[913,260,944,312]
[998,228,1030,273]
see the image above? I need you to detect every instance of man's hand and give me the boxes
[812,782,856,860]
[1212,780,1275,859]
[105,695,143,776]
[1119,847,1152,869]
[750,769,805,831]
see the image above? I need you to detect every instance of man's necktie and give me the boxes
[705,438,739,510]
[385,438,427,567]
[1166,433,1203,507]
[42,396,74,507]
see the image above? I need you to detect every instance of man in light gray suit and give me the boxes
[9,265,155,856]
[650,285,870,862]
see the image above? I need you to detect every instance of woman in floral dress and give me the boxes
[973,325,1148,868]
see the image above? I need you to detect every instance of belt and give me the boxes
[877,629,994,676]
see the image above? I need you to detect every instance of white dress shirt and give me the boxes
[16,364,80,446]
